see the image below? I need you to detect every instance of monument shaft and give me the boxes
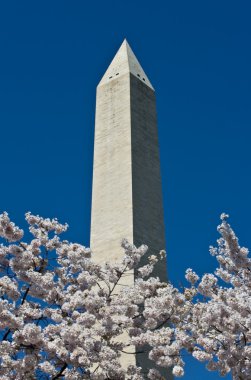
[90,40,168,374]
[91,41,166,280]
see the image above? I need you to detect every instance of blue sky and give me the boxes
[0,1,250,378]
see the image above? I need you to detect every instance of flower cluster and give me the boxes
[138,214,251,380]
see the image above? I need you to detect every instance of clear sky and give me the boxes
[0,1,250,378]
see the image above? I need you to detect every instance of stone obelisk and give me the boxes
[91,39,168,375]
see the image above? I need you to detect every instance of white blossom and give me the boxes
[172,366,184,377]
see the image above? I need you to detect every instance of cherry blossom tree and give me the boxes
[133,213,251,380]
[0,212,250,380]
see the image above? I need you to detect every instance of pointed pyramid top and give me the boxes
[98,40,154,90]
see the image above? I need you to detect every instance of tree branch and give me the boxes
[52,363,67,379]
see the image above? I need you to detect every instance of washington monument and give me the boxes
[90,40,168,375]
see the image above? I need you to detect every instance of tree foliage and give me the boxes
[0,212,250,379]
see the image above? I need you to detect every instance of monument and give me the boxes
[90,39,169,376]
